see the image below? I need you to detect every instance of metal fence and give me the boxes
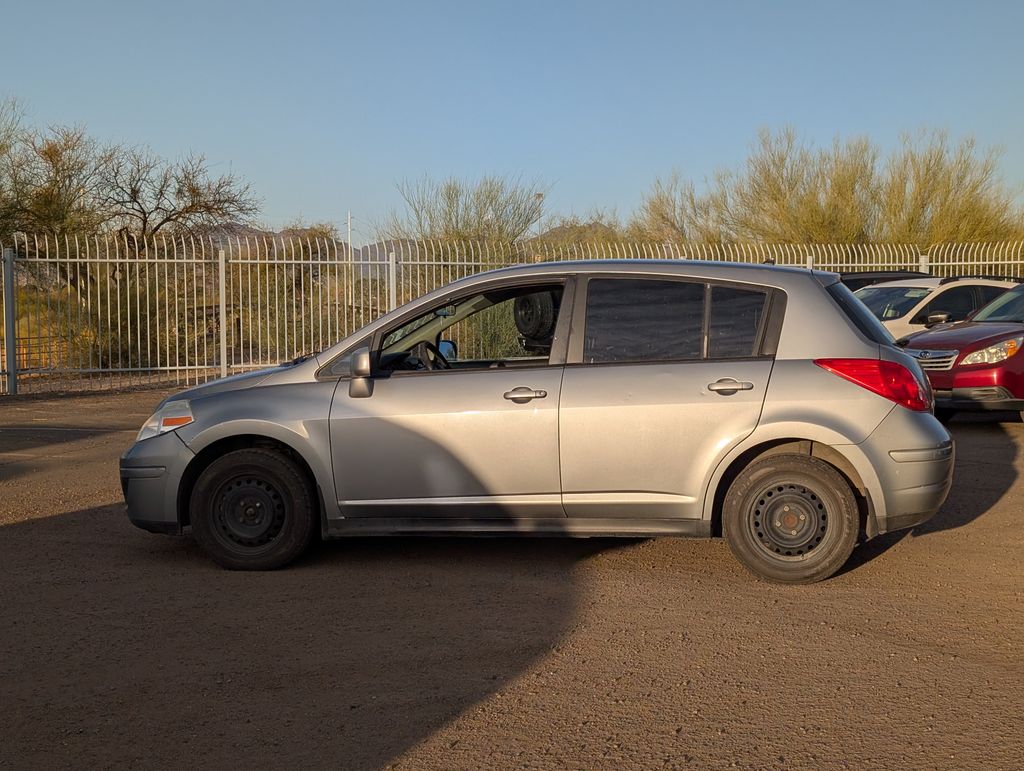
[2,234,1024,395]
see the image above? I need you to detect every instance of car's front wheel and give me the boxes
[723,454,859,584]
[190,447,316,570]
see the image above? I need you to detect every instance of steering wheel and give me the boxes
[411,341,451,371]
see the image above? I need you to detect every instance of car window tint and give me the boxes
[709,286,767,358]
[979,286,1009,306]
[926,286,976,320]
[584,279,704,363]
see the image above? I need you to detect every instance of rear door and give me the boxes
[558,275,778,520]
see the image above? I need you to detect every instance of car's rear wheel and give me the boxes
[190,448,316,570]
[723,454,858,584]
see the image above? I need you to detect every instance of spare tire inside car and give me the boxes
[514,291,557,341]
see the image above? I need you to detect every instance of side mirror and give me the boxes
[349,347,374,398]
[438,340,457,360]
[353,348,371,377]
[926,311,951,327]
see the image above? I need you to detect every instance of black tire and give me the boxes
[513,292,556,340]
[190,447,316,570]
[723,454,858,584]
[935,408,956,424]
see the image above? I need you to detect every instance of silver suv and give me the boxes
[121,261,954,583]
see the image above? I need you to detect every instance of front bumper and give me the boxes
[933,386,1024,413]
[120,431,195,535]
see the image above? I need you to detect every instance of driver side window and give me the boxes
[920,285,976,322]
[378,282,566,374]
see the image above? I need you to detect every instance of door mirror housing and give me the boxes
[349,347,374,398]
[438,340,458,361]
[926,311,951,327]
[352,347,372,377]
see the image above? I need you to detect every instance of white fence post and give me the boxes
[387,250,398,311]
[919,252,930,274]
[2,247,17,395]
[218,249,228,379]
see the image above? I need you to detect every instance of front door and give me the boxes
[330,278,572,520]
[558,276,776,519]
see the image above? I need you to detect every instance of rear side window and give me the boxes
[828,282,894,344]
[583,278,770,364]
[584,279,704,363]
[709,286,767,358]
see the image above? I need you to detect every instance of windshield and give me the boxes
[853,285,931,320]
[972,287,1024,323]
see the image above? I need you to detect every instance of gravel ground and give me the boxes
[0,390,1021,770]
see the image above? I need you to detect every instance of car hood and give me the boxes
[165,365,288,403]
[903,321,1024,350]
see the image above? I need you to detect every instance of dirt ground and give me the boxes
[0,390,1021,770]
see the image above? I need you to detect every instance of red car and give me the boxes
[901,284,1024,420]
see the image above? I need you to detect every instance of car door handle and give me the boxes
[503,387,548,403]
[707,378,754,394]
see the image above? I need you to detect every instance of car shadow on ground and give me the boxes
[0,504,632,769]
[840,412,1018,574]
[0,425,133,484]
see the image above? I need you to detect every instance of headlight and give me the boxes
[136,400,194,441]
[960,337,1023,366]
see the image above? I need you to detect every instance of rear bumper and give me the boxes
[873,458,953,535]
[934,387,1024,412]
[842,408,954,536]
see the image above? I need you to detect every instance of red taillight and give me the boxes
[814,358,931,412]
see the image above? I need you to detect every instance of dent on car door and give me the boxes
[328,277,574,519]
[558,277,779,519]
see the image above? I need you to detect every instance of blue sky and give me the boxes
[4,0,1023,240]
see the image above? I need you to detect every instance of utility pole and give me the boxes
[345,211,353,331]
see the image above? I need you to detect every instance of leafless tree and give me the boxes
[98,147,259,242]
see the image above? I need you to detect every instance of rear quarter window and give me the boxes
[708,286,768,358]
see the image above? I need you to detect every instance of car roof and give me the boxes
[862,277,1018,289]
[840,269,929,278]
[459,258,838,286]
[861,278,941,288]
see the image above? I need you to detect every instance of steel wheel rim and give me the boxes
[211,474,287,552]
[748,481,831,561]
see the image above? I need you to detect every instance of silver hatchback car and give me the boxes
[121,260,954,583]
